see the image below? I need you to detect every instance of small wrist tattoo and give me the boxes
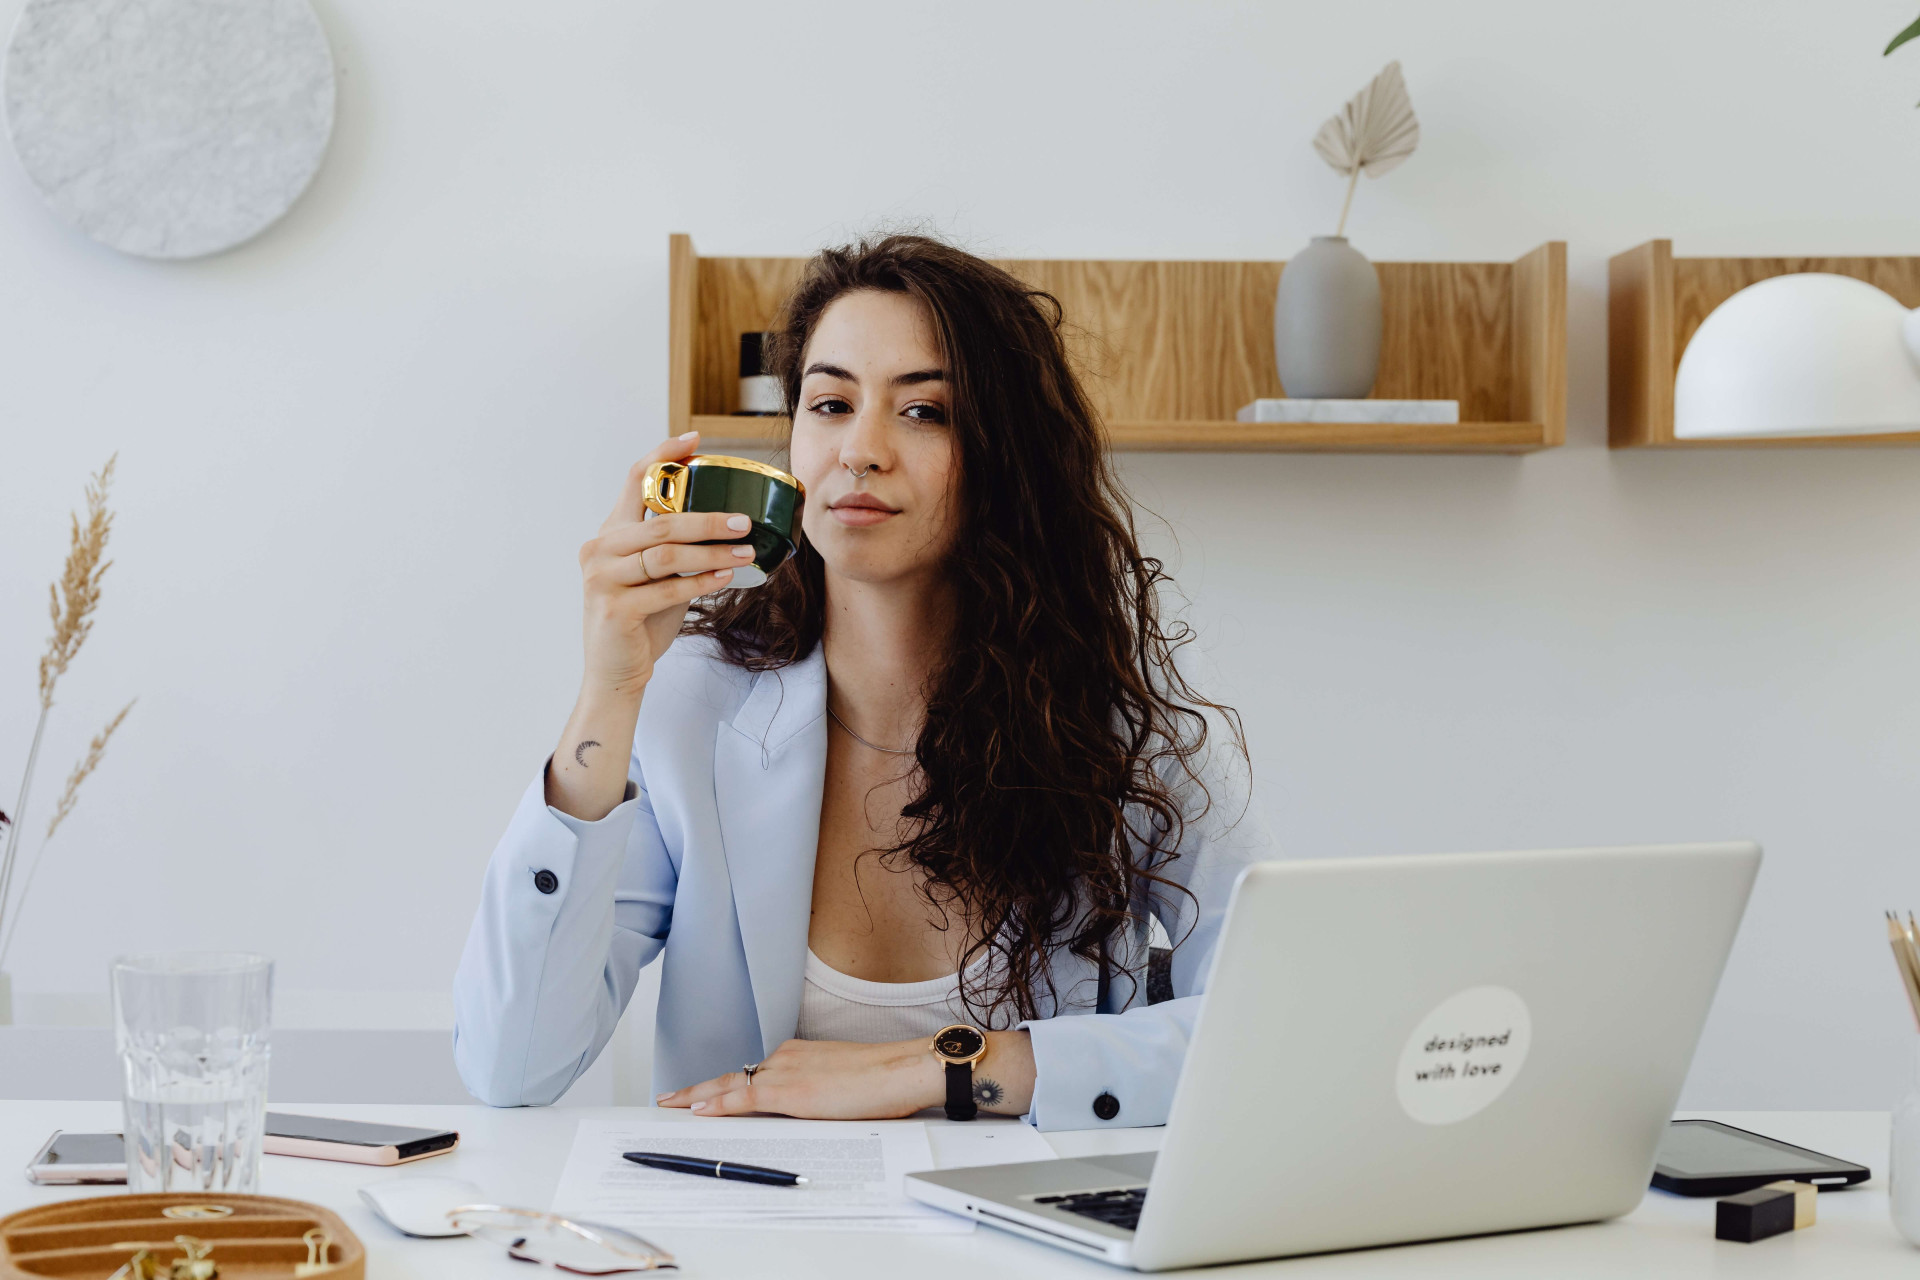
[973,1076,1006,1108]
[573,740,601,767]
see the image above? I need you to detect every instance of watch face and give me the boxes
[934,1025,984,1061]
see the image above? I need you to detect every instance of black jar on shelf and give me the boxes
[735,332,783,416]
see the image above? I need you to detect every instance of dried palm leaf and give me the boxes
[1312,61,1421,235]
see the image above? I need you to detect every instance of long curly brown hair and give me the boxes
[685,234,1244,1024]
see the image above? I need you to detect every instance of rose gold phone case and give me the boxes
[25,1131,126,1185]
[262,1135,459,1166]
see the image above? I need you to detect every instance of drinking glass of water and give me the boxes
[110,952,272,1194]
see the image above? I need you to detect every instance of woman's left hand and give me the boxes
[657,1030,1035,1119]
[656,1039,941,1118]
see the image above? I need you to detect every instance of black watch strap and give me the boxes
[944,1060,978,1121]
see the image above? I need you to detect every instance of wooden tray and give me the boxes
[0,1193,363,1279]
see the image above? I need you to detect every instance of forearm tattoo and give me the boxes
[973,1076,1006,1108]
[573,740,601,767]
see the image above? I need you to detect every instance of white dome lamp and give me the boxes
[1673,274,1920,439]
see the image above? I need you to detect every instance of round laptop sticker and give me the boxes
[1395,985,1532,1126]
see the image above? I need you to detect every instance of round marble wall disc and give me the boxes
[4,0,336,259]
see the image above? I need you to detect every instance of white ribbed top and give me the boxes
[794,948,987,1044]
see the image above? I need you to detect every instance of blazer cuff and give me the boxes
[545,782,642,836]
[506,764,640,912]
[453,768,642,1106]
[1019,1004,1193,1132]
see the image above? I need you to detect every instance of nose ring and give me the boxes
[846,463,873,479]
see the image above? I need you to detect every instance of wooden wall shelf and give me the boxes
[1609,239,1920,448]
[670,235,1567,455]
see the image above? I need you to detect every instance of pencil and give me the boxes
[1887,912,1920,1033]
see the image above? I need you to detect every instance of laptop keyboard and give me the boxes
[1034,1187,1149,1231]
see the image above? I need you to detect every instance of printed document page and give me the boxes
[551,1116,1048,1233]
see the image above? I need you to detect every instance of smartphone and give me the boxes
[263,1112,459,1166]
[1651,1119,1871,1197]
[27,1131,127,1185]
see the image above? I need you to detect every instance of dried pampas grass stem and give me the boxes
[38,456,116,709]
[0,701,134,970]
[45,701,134,842]
[0,455,129,966]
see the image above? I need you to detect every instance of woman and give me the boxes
[453,235,1266,1130]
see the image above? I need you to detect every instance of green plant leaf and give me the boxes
[1886,13,1920,55]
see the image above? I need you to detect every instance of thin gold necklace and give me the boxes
[827,704,915,754]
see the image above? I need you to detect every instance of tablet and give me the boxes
[1651,1119,1870,1197]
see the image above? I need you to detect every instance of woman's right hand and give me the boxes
[547,431,755,820]
[578,431,757,698]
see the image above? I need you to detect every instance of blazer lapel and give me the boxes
[712,647,828,1058]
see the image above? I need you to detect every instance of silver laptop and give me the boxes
[907,842,1761,1270]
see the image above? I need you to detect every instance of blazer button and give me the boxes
[1092,1093,1120,1121]
[533,869,559,894]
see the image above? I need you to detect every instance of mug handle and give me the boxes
[641,460,688,515]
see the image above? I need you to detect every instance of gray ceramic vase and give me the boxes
[1273,235,1382,399]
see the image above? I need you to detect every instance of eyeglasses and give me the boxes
[447,1206,676,1274]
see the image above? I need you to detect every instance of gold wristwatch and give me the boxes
[930,1024,988,1121]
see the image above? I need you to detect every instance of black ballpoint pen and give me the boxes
[624,1151,808,1186]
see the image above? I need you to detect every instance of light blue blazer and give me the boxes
[452,638,1268,1131]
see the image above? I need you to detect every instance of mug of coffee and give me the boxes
[641,454,804,589]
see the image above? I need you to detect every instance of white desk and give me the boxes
[1,1102,1912,1276]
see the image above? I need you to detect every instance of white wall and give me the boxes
[4,0,1919,1108]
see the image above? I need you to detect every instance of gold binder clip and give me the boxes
[293,1227,333,1277]
[169,1235,217,1280]
[107,1248,162,1280]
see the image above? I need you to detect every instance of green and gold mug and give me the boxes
[641,454,804,589]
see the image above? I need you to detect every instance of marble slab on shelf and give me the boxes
[1236,399,1460,424]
